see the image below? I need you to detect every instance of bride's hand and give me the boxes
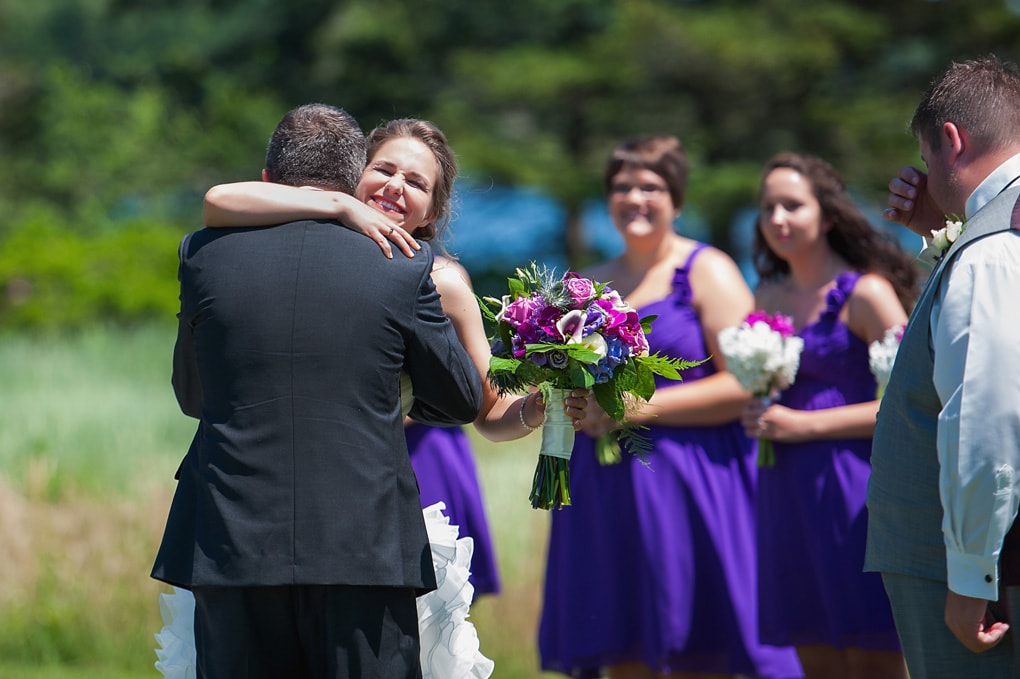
[339,199,421,259]
[522,389,590,430]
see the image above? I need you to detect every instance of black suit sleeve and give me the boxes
[403,247,482,427]
[171,233,202,418]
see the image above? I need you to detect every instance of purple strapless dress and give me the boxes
[407,423,501,597]
[539,244,802,678]
[758,271,899,650]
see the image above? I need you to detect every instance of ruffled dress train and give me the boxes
[154,502,494,679]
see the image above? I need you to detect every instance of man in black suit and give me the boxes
[151,103,483,678]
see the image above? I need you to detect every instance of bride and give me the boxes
[154,117,589,678]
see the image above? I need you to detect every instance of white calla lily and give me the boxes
[556,309,586,344]
[576,332,608,362]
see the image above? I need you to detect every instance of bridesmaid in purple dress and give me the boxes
[742,153,919,679]
[539,136,802,679]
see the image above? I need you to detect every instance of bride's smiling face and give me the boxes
[355,137,440,232]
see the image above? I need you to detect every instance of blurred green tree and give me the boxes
[1,0,1020,327]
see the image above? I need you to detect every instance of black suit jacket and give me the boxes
[151,220,482,593]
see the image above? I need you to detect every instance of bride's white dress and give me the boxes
[155,374,494,678]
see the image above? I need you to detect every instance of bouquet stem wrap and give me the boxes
[530,388,574,510]
[757,395,774,468]
[757,437,775,468]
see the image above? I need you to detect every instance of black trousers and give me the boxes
[191,584,422,679]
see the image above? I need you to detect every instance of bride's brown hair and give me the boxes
[367,118,458,245]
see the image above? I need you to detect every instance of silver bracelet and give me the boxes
[519,393,541,432]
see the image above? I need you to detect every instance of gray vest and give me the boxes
[865,184,1020,580]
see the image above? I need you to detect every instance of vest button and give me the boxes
[986,574,993,583]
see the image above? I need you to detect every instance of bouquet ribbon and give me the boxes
[530,388,574,509]
[539,388,574,460]
[757,394,775,468]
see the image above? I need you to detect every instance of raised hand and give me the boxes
[883,165,946,238]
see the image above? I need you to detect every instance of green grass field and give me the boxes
[0,324,558,678]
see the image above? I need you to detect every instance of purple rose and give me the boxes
[563,273,596,305]
[500,296,543,329]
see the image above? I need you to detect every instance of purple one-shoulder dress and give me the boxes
[407,423,501,597]
[758,271,899,650]
[539,245,802,678]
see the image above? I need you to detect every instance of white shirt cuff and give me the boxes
[946,548,999,601]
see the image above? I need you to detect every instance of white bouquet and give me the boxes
[718,311,804,466]
[868,325,904,399]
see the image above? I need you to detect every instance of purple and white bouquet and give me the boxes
[868,324,905,399]
[479,263,699,510]
[718,311,804,467]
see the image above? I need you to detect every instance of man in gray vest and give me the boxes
[866,56,1020,677]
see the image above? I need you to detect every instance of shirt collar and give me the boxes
[965,151,1020,220]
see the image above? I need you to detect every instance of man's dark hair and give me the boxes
[264,104,366,194]
[912,55,1020,154]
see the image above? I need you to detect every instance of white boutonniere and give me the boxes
[930,218,965,253]
[919,217,965,266]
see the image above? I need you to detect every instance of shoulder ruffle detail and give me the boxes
[821,271,861,321]
[671,243,709,306]
[671,267,693,305]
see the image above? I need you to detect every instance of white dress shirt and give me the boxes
[933,152,1020,600]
